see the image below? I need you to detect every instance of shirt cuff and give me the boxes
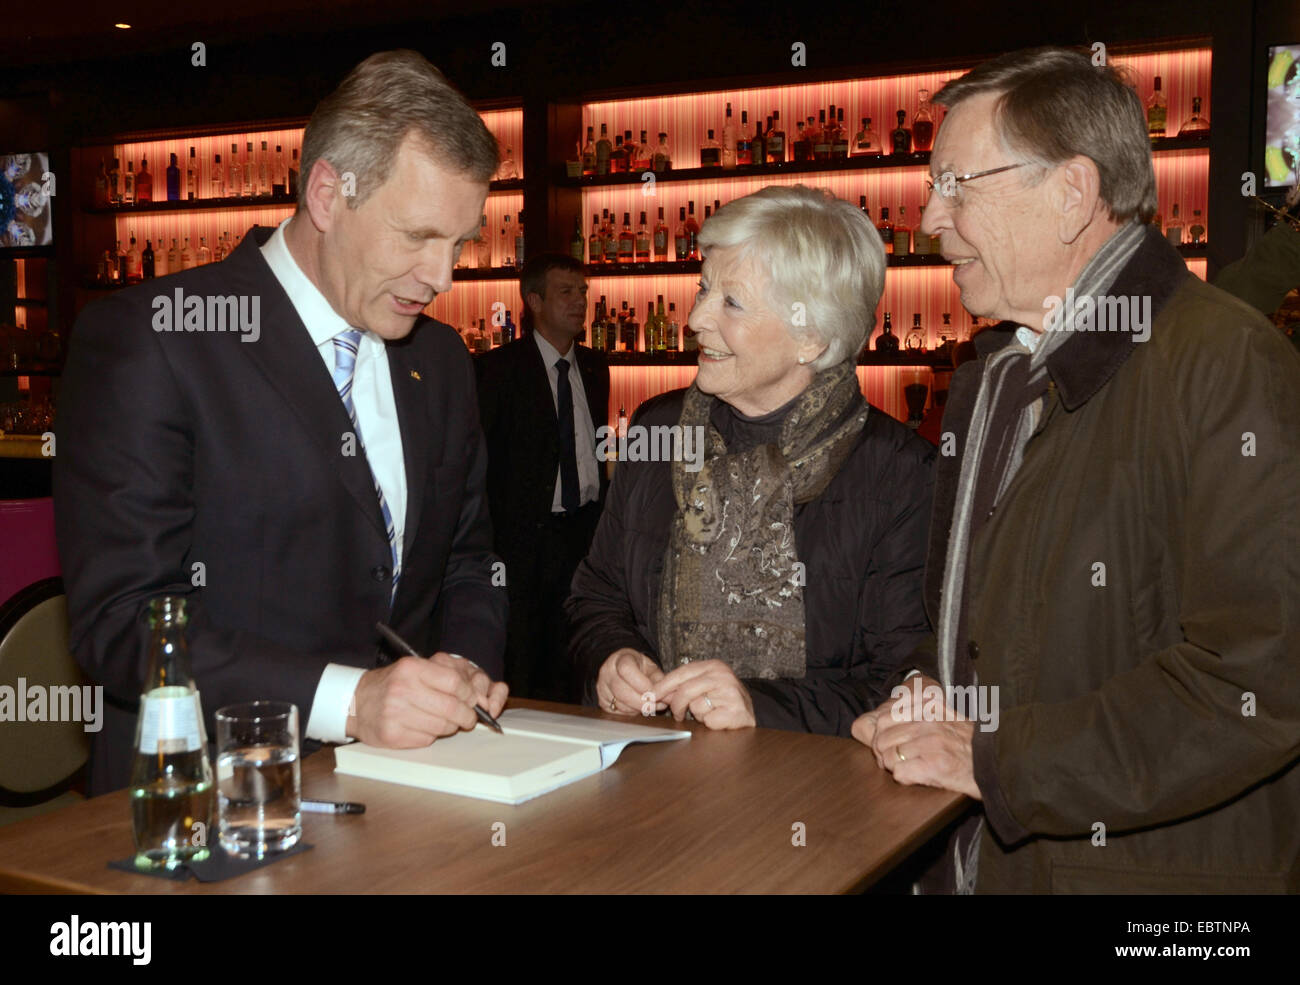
[305,663,367,744]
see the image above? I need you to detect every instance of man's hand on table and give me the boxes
[851,674,981,800]
[346,652,508,746]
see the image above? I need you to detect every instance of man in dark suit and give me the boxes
[54,50,508,794]
[476,253,609,702]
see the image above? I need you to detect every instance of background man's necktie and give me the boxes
[555,357,580,513]
[332,329,400,597]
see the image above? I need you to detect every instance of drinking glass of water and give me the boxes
[215,701,301,857]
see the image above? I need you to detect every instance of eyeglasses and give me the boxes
[925,163,1027,204]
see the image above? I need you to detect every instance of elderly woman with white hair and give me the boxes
[566,184,935,735]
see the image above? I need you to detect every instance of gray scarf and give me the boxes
[940,220,1147,894]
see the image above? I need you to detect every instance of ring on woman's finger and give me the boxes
[896,746,907,762]
[608,697,618,711]
[703,694,714,711]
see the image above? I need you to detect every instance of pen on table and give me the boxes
[375,621,505,733]
[302,799,366,814]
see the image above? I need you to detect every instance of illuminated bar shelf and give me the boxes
[452,266,527,281]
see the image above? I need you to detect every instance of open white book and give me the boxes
[333,708,691,805]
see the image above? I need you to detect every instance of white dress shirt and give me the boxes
[532,331,600,510]
[260,217,407,744]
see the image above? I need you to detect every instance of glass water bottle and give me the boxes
[129,596,214,871]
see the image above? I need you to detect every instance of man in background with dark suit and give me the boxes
[476,253,609,702]
[55,50,508,794]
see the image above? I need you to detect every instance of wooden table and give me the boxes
[0,700,968,893]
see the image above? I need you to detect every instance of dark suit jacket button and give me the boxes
[371,565,390,582]
[968,640,980,660]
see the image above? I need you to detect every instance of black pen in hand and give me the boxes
[375,622,505,733]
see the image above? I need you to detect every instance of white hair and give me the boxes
[697,184,886,371]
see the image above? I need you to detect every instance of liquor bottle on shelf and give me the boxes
[721,102,738,169]
[477,318,489,354]
[476,215,492,268]
[753,116,767,166]
[142,240,155,279]
[1189,209,1206,244]
[767,110,786,164]
[589,213,603,264]
[109,157,122,204]
[126,234,142,283]
[113,240,126,283]
[505,309,517,343]
[211,153,224,198]
[167,238,179,273]
[618,212,635,263]
[1165,203,1183,245]
[1178,96,1210,136]
[792,121,810,162]
[515,210,526,269]
[656,295,668,353]
[667,302,680,352]
[227,144,242,198]
[122,160,135,205]
[632,130,651,172]
[187,146,198,200]
[289,149,300,197]
[891,111,912,156]
[859,195,872,227]
[854,117,881,156]
[582,126,597,176]
[892,206,911,255]
[635,211,651,262]
[905,313,926,351]
[95,158,109,207]
[164,153,180,201]
[913,90,936,152]
[197,237,211,266]
[258,141,271,196]
[180,237,194,270]
[644,301,658,352]
[685,201,701,260]
[700,128,722,167]
[603,210,619,264]
[1147,77,1167,138]
[500,215,514,267]
[833,108,850,158]
[570,216,585,262]
[654,206,669,260]
[736,110,754,166]
[603,304,616,354]
[703,205,712,222]
[877,207,894,254]
[675,206,689,260]
[610,135,627,174]
[813,109,832,160]
[875,312,899,353]
[653,132,671,172]
[244,142,255,197]
[590,298,606,351]
[498,146,519,181]
[213,234,226,264]
[596,123,612,175]
[272,145,287,195]
[623,130,636,172]
[713,198,722,217]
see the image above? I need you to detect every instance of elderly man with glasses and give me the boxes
[853,46,1300,893]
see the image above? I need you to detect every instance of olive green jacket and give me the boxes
[920,226,1300,892]
[1213,220,1300,321]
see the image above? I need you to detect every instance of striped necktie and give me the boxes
[331,329,400,598]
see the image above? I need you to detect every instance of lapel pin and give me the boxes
[410,370,422,381]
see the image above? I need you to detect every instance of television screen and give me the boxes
[0,152,53,248]
[1266,45,1300,188]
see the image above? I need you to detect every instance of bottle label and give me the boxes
[137,686,204,754]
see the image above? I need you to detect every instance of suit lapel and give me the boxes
[226,228,388,540]
[525,335,560,430]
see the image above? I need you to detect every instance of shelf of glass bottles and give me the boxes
[86,178,526,215]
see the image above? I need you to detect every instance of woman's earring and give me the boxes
[798,356,806,364]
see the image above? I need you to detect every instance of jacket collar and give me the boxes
[967,226,1191,411]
